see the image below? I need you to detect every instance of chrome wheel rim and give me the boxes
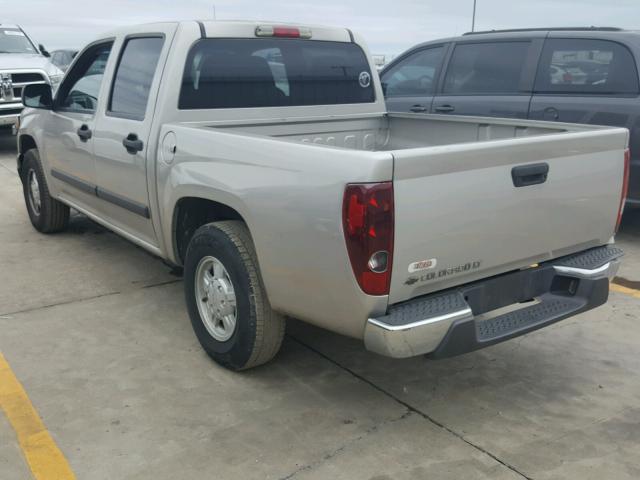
[27,169,41,215]
[195,256,237,342]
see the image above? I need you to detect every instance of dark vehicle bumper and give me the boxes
[365,245,623,359]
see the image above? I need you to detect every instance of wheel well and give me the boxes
[19,135,37,154]
[18,135,37,174]
[173,197,245,264]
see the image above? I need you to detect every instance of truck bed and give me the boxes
[199,113,628,305]
[206,113,598,151]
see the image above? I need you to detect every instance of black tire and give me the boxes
[21,149,69,233]
[184,221,285,370]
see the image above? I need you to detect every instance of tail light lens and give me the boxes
[616,148,631,233]
[342,182,394,295]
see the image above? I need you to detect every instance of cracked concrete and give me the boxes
[1,130,640,479]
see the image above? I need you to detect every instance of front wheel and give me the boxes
[21,149,69,233]
[184,221,285,370]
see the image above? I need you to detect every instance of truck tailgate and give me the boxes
[389,127,628,305]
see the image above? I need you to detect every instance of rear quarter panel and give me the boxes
[157,124,393,338]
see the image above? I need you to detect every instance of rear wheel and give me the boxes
[21,149,69,233]
[184,221,285,370]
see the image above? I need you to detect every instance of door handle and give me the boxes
[77,124,92,141]
[543,107,560,121]
[434,104,455,113]
[512,163,549,187]
[122,133,144,154]
[409,105,428,113]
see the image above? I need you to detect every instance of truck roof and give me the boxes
[99,20,354,44]
[0,23,20,29]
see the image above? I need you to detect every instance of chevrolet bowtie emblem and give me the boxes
[0,74,13,101]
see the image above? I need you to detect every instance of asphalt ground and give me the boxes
[1,130,639,480]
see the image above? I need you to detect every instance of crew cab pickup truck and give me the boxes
[17,21,629,370]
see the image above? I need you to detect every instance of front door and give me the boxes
[380,45,447,114]
[92,26,175,246]
[43,41,113,212]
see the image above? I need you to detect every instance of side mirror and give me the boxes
[22,83,53,109]
[39,44,50,57]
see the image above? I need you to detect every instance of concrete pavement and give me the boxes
[1,131,639,480]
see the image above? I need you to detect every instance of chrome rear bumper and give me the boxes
[364,246,622,359]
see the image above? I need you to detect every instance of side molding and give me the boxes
[51,168,150,218]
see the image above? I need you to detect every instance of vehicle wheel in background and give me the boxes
[21,148,70,233]
[184,220,285,370]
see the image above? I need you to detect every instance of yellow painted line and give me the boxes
[611,283,640,299]
[0,352,76,480]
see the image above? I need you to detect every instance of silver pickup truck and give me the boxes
[17,21,629,370]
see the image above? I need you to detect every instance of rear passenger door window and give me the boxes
[533,39,639,95]
[432,41,535,119]
[381,46,446,113]
[442,42,530,95]
[109,37,164,120]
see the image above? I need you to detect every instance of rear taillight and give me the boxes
[616,148,631,233]
[342,182,394,295]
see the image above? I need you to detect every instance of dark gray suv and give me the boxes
[380,27,640,205]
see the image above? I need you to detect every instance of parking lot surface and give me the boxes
[1,131,639,480]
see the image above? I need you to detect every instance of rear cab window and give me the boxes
[179,38,375,109]
[534,38,639,95]
[443,41,531,95]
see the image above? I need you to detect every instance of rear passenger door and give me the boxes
[431,40,539,118]
[380,45,447,113]
[92,26,176,246]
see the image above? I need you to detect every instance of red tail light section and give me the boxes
[616,148,631,233]
[273,27,302,38]
[255,25,312,39]
[342,182,394,295]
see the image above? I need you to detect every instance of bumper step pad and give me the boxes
[552,245,623,270]
[374,291,468,328]
[476,296,582,341]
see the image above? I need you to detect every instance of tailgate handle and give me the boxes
[511,163,549,187]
